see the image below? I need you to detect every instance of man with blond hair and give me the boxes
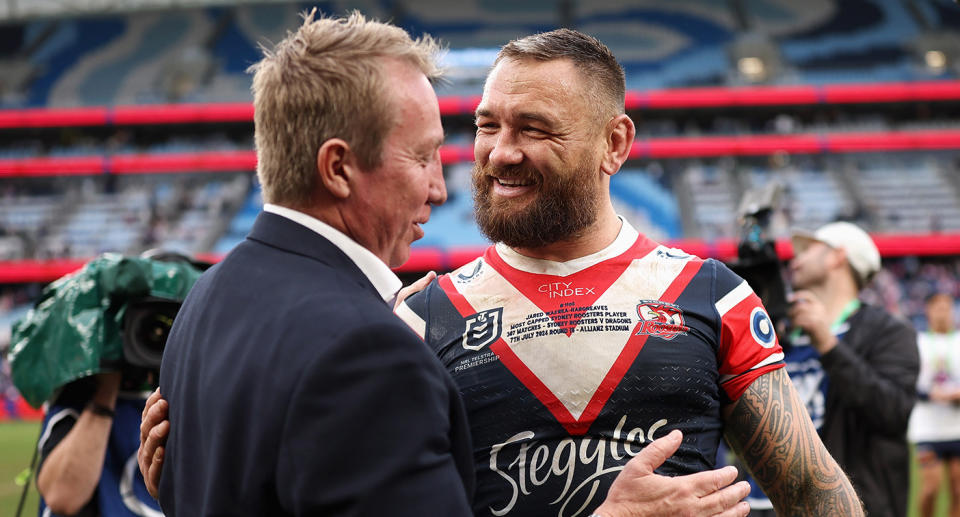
[146,12,755,517]
[153,11,466,516]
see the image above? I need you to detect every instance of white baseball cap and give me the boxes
[791,221,881,286]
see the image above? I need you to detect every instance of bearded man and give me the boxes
[139,27,863,517]
[393,29,863,517]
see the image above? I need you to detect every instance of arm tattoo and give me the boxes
[723,369,864,516]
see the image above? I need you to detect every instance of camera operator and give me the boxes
[36,368,158,516]
[787,221,919,517]
[9,252,202,517]
[728,186,917,516]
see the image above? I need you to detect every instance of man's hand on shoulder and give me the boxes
[393,271,436,310]
[138,388,169,499]
[592,430,750,517]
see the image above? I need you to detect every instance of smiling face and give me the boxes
[472,57,609,249]
[348,59,447,267]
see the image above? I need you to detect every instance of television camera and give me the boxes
[727,182,793,343]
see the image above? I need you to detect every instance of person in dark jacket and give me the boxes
[787,221,919,517]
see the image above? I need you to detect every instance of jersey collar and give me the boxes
[494,216,643,277]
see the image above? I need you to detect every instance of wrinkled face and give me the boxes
[789,240,834,290]
[351,60,446,267]
[926,293,955,332]
[472,58,607,249]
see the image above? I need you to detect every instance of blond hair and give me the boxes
[249,10,442,207]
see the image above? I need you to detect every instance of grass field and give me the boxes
[0,421,40,517]
[0,421,951,516]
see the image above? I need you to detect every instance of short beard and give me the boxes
[472,161,600,249]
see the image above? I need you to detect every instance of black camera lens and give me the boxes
[122,298,182,369]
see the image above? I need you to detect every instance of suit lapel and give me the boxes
[246,211,383,301]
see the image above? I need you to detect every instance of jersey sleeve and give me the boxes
[395,287,429,340]
[396,277,455,345]
[37,377,95,473]
[712,260,785,401]
[395,272,478,368]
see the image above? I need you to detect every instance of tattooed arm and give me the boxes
[722,369,863,516]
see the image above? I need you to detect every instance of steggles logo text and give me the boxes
[487,416,669,517]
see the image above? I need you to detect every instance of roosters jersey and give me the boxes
[396,220,784,517]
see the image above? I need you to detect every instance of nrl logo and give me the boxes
[635,301,690,340]
[462,307,503,351]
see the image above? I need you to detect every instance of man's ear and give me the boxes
[829,246,849,271]
[316,138,357,199]
[600,113,636,177]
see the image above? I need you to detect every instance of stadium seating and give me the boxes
[851,154,960,233]
[682,163,741,240]
[213,176,261,254]
[2,0,960,336]
[5,0,955,109]
[746,165,853,232]
[609,169,682,239]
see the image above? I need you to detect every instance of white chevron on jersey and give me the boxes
[397,219,786,516]
[399,218,784,432]
[446,244,693,422]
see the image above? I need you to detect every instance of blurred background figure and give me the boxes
[36,372,155,517]
[7,253,201,516]
[787,221,919,517]
[911,292,960,517]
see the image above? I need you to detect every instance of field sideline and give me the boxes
[0,421,40,517]
[0,421,949,516]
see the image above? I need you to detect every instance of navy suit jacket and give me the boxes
[158,212,475,516]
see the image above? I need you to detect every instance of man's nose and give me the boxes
[487,132,523,167]
[428,157,447,206]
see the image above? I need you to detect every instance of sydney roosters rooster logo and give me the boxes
[635,301,690,340]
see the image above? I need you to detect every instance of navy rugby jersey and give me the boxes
[396,221,784,517]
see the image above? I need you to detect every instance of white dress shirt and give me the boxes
[263,204,402,303]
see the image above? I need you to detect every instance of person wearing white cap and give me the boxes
[785,221,919,517]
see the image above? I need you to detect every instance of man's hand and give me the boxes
[592,430,750,517]
[138,389,169,499]
[394,271,436,310]
[788,290,837,354]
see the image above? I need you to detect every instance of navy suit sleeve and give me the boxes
[275,321,473,516]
